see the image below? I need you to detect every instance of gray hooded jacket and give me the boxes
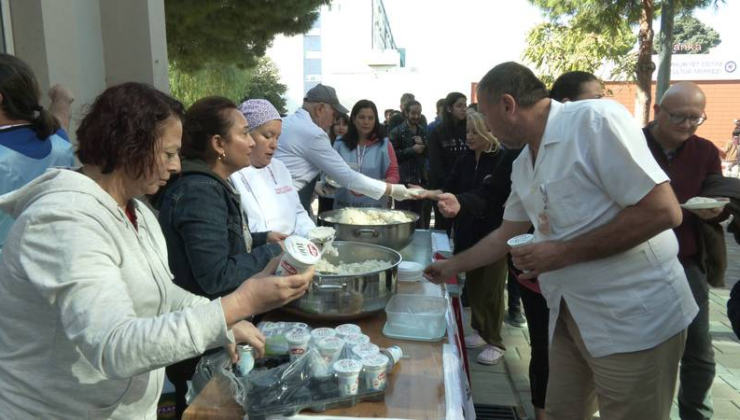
[0,169,233,419]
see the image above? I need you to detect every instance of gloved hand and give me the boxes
[389,184,411,201]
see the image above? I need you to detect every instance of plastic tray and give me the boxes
[245,374,385,420]
[382,320,446,342]
[385,294,447,339]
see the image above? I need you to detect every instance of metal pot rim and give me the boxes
[314,241,402,279]
[317,208,420,227]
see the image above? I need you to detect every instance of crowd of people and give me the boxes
[1,50,740,420]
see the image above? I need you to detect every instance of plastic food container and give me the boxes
[317,337,345,362]
[384,294,447,339]
[397,261,424,282]
[276,236,321,276]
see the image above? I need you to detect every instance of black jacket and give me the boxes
[444,148,519,253]
[427,123,467,189]
[155,158,282,299]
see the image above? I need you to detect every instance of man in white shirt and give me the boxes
[275,84,412,215]
[425,62,698,420]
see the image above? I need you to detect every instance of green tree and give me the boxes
[165,0,330,72]
[169,57,287,111]
[523,19,635,87]
[239,58,288,114]
[670,14,722,53]
[525,0,720,124]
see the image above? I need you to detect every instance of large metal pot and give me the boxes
[317,208,418,251]
[283,241,402,321]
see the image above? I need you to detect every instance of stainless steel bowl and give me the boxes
[317,208,418,251]
[282,241,402,320]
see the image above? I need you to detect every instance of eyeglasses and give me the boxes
[662,108,707,127]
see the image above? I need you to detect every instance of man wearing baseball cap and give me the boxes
[275,84,414,214]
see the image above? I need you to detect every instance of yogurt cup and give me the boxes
[334,324,361,339]
[381,345,403,371]
[333,359,362,396]
[343,333,370,347]
[362,353,390,391]
[507,234,534,249]
[276,236,321,276]
[311,327,337,346]
[285,328,311,361]
[507,234,534,273]
[317,337,345,362]
[352,343,380,360]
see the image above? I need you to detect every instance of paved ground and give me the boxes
[465,230,740,420]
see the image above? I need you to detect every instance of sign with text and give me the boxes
[653,54,739,81]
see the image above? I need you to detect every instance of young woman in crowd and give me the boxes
[230,99,315,237]
[427,92,468,234]
[155,96,285,417]
[317,112,350,214]
[423,111,511,365]
[0,53,76,251]
[0,82,312,419]
[332,99,399,209]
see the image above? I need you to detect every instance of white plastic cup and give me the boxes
[317,337,345,363]
[276,236,321,276]
[507,233,534,273]
[352,343,380,360]
[342,333,370,348]
[333,359,362,396]
[380,345,403,371]
[334,324,361,339]
[362,353,390,391]
[285,328,311,361]
[310,327,337,346]
[507,234,534,249]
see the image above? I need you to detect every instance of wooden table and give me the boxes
[184,231,450,419]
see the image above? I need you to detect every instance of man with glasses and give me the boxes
[644,81,726,420]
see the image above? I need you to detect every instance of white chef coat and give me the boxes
[503,99,698,357]
[230,158,315,237]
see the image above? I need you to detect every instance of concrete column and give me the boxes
[8,0,170,141]
[99,0,170,92]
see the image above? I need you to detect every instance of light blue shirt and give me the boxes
[0,126,75,250]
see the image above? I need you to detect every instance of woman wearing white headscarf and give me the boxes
[230,99,315,237]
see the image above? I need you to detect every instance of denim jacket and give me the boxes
[156,158,282,300]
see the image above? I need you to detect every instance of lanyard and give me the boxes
[356,145,368,172]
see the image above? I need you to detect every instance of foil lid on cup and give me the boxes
[352,343,380,359]
[335,324,361,337]
[317,337,345,354]
[311,327,337,341]
[333,358,362,375]
[362,353,389,369]
[343,333,370,347]
[285,328,310,343]
[284,236,321,265]
[507,233,534,248]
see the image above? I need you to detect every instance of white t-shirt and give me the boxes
[274,108,386,199]
[503,99,698,357]
[230,159,315,237]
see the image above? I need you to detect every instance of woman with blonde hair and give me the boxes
[422,110,511,365]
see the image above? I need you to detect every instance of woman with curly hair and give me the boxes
[0,83,312,419]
